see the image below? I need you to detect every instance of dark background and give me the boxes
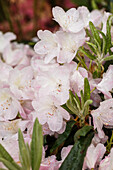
[0,0,111,41]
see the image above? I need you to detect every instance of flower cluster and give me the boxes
[0,5,113,170]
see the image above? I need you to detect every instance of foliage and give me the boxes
[0,118,43,170]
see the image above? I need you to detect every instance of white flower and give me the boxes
[34,65,70,104]
[0,88,24,120]
[34,30,60,63]
[32,96,70,132]
[0,31,16,53]
[52,6,84,33]
[83,143,106,169]
[0,119,29,140]
[56,30,86,63]
[91,99,113,138]
[9,66,34,100]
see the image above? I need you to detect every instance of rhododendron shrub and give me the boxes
[1,5,113,170]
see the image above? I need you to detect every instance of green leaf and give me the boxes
[18,129,30,169]
[75,93,81,109]
[79,47,96,60]
[106,15,113,51]
[61,104,75,115]
[66,91,79,115]
[86,42,97,54]
[73,97,81,112]
[50,120,75,154]
[84,78,90,102]
[59,127,94,170]
[89,21,101,50]
[74,125,93,142]
[0,158,19,170]
[71,0,89,7]
[0,144,21,170]
[80,90,84,109]
[103,55,113,61]
[31,118,43,170]
[82,100,93,116]
[97,30,107,55]
[76,54,88,70]
[91,0,98,9]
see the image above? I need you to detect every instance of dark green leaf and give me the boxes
[71,0,89,7]
[74,125,93,142]
[59,128,94,170]
[50,120,75,154]
[31,118,43,170]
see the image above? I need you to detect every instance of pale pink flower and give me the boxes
[56,30,86,63]
[40,155,59,170]
[101,12,111,35]
[90,9,103,27]
[97,65,113,99]
[91,99,113,138]
[0,31,16,53]
[0,137,19,165]
[99,148,113,170]
[0,119,29,140]
[31,55,59,77]
[34,65,70,104]
[92,134,108,146]
[52,6,84,33]
[0,61,13,84]
[83,143,106,169]
[74,7,102,28]
[34,30,60,63]
[0,88,25,120]
[77,6,90,27]
[9,66,34,100]
[3,43,30,66]
[61,145,73,161]
[32,96,70,132]
[70,67,88,96]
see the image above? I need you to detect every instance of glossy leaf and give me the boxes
[50,120,75,154]
[74,125,93,142]
[59,127,94,170]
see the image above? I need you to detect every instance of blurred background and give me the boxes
[0,0,112,41]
